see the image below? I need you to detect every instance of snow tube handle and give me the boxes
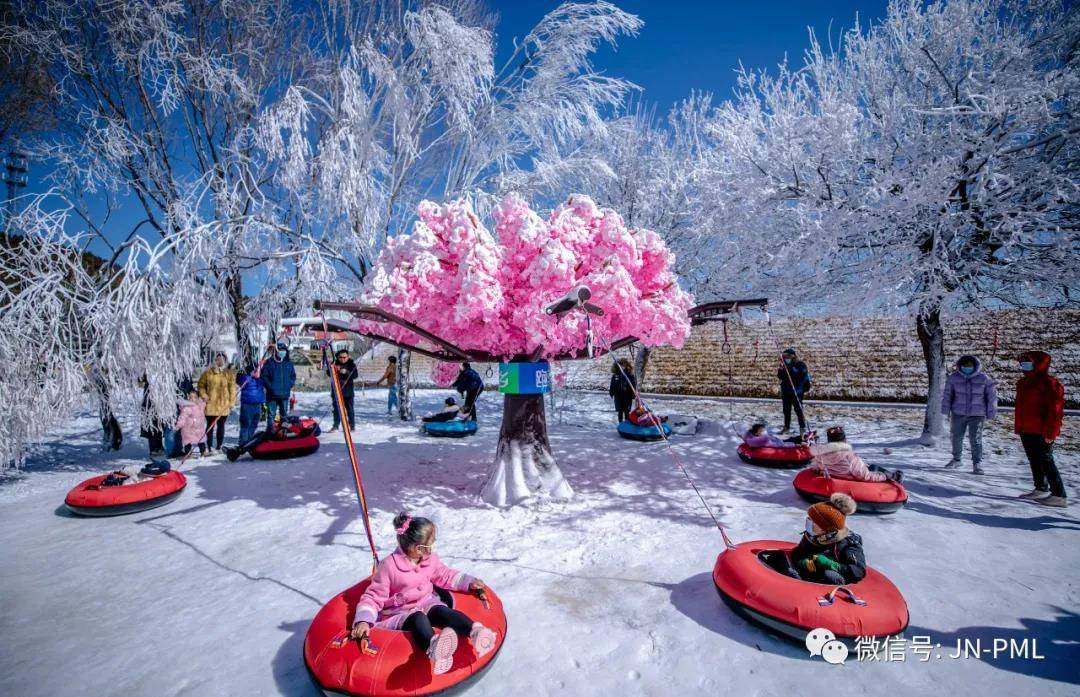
[818,585,868,607]
[330,630,379,656]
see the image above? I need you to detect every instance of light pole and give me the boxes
[3,150,28,231]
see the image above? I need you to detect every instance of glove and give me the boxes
[813,554,842,572]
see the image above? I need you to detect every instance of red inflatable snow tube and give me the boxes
[251,418,321,460]
[305,578,507,697]
[64,470,187,517]
[251,435,320,459]
[712,540,908,641]
[793,469,908,514]
[736,442,812,469]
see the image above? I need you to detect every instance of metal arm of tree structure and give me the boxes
[281,297,768,363]
[687,298,770,325]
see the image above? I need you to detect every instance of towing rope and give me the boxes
[320,313,380,571]
[599,328,736,550]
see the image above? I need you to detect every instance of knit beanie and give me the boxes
[807,493,858,533]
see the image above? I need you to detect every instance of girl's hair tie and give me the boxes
[395,517,412,535]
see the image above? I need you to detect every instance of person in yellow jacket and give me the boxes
[197,353,237,452]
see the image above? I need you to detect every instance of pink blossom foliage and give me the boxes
[430,360,460,387]
[359,193,693,365]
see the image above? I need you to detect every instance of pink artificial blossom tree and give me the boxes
[358,193,693,506]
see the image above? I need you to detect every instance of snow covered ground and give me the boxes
[1,388,1077,697]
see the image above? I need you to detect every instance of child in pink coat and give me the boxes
[810,426,902,483]
[351,512,498,675]
[174,392,208,457]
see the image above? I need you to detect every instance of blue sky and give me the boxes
[24,0,890,259]
[495,1,890,112]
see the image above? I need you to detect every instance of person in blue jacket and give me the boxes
[237,363,266,446]
[261,341,296,433]
[777,348,811,435]
[452,362,484,421]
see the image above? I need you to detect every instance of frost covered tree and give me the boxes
[703,0,1079,440]
[256,0,642,415]
[512,95,728,382]
[356,194,693,506]
[0,0,646,463]
[0,0,331,362]
[0,195,227,466]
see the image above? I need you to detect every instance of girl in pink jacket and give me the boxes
[810,426,903,483]
[174,392,208,457]
[351,512,498,675]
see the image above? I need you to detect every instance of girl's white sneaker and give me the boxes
[426,629,458,675]
[469,623,497,658]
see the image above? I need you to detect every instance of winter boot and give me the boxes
[426,629,458,675]
[943,459,961,469]
[971,464,985,475]
[1018,488,1051,500]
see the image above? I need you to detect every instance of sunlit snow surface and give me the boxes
[1,389,1077,696]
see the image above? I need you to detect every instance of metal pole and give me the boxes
[3,151,28,231]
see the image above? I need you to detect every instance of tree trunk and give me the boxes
[226,270,251,364]
[916,306,946,444]
[395,348,413,420]
[481,393,573,507]
[633,345,651,387]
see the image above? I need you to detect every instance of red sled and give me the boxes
[65,470,187,517]
[305,579,507,697]
[736,442,812,469]
[247,418,321,460]
[793,469,907,514]
[713,540,908,642]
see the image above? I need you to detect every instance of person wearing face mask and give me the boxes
[1014,351,1066,507]
[777,348,811,435]
[197,352,237,453]
[941,354,997,474]
[261,341,297,434]
[761,493,865,585]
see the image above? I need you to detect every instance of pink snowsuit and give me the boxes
[354,548,475,630]
[809,442,887,482]
[174,399,208,447]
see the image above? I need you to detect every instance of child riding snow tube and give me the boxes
[305,579,507,697]
[736,442,812,469]
[617,420,672,441]
[423,419,478,438]
[793,469,908,514]
[712,540,908,641]
[227,417,321,461]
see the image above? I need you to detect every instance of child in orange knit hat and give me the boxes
[788,493,867,585]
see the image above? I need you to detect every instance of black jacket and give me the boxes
[453,367,483,394]
[789,531,866,584]
[778,359,811,395]
[609,373,636,408]
[326,358,358,395]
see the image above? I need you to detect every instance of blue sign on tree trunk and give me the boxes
[499,361,550,395]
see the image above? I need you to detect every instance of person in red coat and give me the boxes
[1014,351,1066,507]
